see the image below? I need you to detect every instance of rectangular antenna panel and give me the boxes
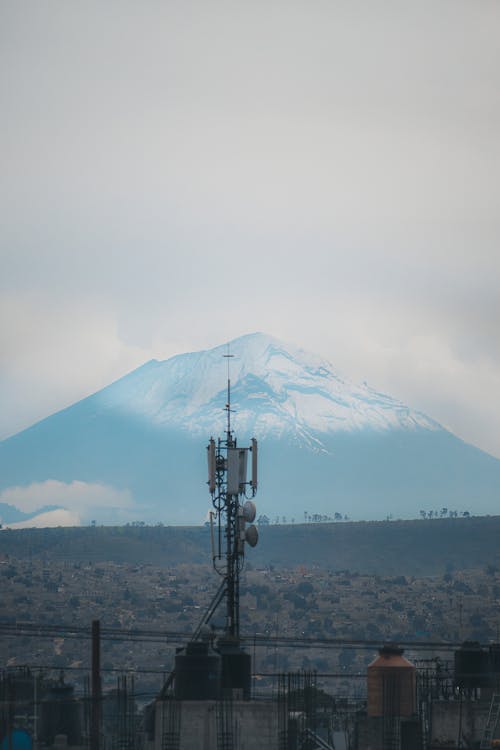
[251,438,258,491]
[227,448,248,495]
[238,448,248,489]
[207,438,216,493]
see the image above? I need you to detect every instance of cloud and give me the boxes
[0,292,149,439]
[1,0,500,460]
[0,480,133,517]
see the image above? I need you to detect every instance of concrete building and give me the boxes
[146,699,279,750]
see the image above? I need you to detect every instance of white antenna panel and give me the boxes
[238,448,248,488]
[251,438,258,491]
[207,438,216,493]
[227,448,248,495]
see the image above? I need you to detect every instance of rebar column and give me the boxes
[91,619,101,750]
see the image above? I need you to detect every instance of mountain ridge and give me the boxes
[0,333,498,525]
[1,516,499,576]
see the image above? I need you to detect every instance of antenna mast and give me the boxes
[205,346,259,640]
[225,345,233,444]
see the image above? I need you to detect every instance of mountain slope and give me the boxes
[0,333,499,525]
[91,333,440,446]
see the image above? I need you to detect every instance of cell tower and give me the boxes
[174,351,259,701]
[205,350,259,640]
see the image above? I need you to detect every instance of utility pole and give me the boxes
[91,619,101,750]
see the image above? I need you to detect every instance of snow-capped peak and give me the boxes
[94,333,440,449]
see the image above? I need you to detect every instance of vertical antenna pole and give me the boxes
[227,370,231,438]
[226,458,236,636]
[224,345,234,442]
[91,619,101,750]
[209,511,216,564]
[33,671,38,750]
[223,345,237,636]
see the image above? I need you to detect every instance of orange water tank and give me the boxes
[367,646,416,717]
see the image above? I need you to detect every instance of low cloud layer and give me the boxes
[3,508,81,529]
[0,480,133,523]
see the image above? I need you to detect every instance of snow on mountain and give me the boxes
[94,333,440,450]
[2,332,498,525]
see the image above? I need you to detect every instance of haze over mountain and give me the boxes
[0,333,499,526]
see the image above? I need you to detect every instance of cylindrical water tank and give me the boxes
[39,683,82,746]
[367,646,416,717]
[489,644,500,686]
[174,641,221,700]
[219,645,251,700]
[454,642,489,689]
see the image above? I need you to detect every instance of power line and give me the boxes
[0,620,464,651]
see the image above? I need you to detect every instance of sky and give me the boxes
[1,1,500,459]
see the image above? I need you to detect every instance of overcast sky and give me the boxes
[1,1,500,459]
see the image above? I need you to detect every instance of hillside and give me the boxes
[2,516,499,576]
